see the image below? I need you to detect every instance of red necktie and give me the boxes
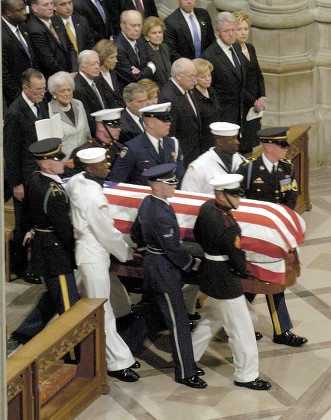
[134,0,144,17]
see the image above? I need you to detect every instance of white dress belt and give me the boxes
[204,253,229,261]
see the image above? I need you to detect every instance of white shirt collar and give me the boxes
[262,153,278,173]
[79,71,94,86]
[171,78,185,95]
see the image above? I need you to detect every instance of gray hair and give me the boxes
[171,58,193,77]
[120,9,142,24]
[215,11,237,30]
[78,50,99,66]
[47,71,75,94]
[123,83,146,101]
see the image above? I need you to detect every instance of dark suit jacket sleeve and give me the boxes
[4,111,25,188]
[115,36,154,85]
[242,44,265,107]
[164,15,181,63]
[27,18,71,77]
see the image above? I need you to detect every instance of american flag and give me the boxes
[104,182,306,285]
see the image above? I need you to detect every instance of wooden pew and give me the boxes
[7,298,109,420]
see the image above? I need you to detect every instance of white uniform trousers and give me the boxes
[78,259,135,371]
[192,295,259,383]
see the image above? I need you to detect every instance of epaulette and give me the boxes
[280,158,293,166]
[242,156,257,166]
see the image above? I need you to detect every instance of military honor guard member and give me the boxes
[192,174,271,390]
[131,163,207,389]
[66,147,140,382]
[237,127,308,347]
[11,137,80,345]
[181,122,246,194]
[110,102,185,186]
[64,107,126,177]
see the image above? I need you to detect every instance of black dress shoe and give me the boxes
[189,321,196,331]
[23,273,43,284]
[255,331,263,341]
[108,368,140,382]
[188,312,201,321]
[234,377,271,390]
[176,375,207,389]
[195,365,205,376]
[130,360,141,369]
[273,331,308,347]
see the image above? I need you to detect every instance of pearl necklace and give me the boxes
[58,103,71,112]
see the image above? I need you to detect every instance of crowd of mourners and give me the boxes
[4,0,307,391]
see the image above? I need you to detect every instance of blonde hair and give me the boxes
[192,58,214,75]
[137,78,160,99]
[142,16,165,38]
[93,39,117,66]
[232,11,251,27]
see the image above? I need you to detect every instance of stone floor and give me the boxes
[6,166,331,419]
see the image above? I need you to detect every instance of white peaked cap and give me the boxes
[139,102,171,114]
[90,108,123,121]
[209,174,244,190]
[76,147,106,164]
[209,122,240,136]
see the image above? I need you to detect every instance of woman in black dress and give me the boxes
[192,58,221,153]
[234,11,266,156]
[141,16,171,89]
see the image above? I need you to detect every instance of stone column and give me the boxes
[1,16,8,419]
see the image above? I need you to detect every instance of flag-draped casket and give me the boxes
[104,182,305,290]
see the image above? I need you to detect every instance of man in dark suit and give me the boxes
[110,102,185,186]
[2,0,38,107]
[27,0,74,79]
[53,0,94,71]
[115,10,156,89]
[4,68,49,283]
[73,49,107,136]
[119,82,147,143]
[73,0,115,43]
[164,0,215,63]
[159,58,201,167]
[119,0,158,18]
[201,11,246,127]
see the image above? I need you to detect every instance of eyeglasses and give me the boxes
[24,85,48,94]
[179,73,197,80]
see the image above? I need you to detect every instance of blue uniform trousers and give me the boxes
[245,291,292,335]
[14,273,80,343]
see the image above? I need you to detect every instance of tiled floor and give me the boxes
[6,166,331,419]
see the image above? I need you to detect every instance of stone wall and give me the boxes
[158,0,331,167]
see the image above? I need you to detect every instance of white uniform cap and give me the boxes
[139,102,171,115]
[209,174,244,190]
[90,108,123,122]
[209,122,240,136]
[76,147,106,164]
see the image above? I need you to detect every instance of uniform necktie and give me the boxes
[272,164,277,174]
[134,0,145,17]
[158,138,164,162]
[139,116,144,131]
[94,0,107,24]
[189,14,201,58]
[34,103,42,119]
[229,46,241,79]
[66,21,78,54]
[16,27,31,59]
[49,23,61,44]
[91,81,105,108]
[134,42,140,65]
